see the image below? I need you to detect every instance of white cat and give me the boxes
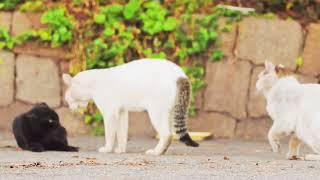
[256,61,320,160]
[63,59,199,155]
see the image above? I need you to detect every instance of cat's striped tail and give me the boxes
[174,77,199,147]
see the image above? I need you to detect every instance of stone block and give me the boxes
[300,24,320,76]
[236,17,303,69]
[190,112,236,138]
[204,60,252,119]
[0,50,15,106]
[16,55,61,107]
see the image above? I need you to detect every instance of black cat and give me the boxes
[12,102,79,152]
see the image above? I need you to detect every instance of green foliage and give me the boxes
[40,8,74,47]
[0,27,14,49]
[211,50,224,61]
[19,0,45,12]
[0,0,21,10]
[139,1,177,35]
[295,56,303,67]
[0,0,249,135]
[124,0,141,20]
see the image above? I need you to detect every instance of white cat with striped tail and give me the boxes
[256,61,320,161]
[63,59,199,155]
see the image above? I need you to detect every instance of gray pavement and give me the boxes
[0,136,320,180]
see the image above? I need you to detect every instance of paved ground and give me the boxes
[0,135,320,180]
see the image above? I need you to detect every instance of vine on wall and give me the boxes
[0,0,248,135]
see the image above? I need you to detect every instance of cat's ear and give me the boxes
[264,61,275,72]
[63,74,72,86]
[37,102,48,107]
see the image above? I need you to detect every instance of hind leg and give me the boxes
[145,109,173,155]
[286,135,303,160]
[114,109,128,154]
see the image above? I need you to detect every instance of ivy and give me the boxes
[0,1,249,135]
[0,0,21,10]
[40,8,74,47]
[0,27,14,49]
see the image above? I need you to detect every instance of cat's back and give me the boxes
[112,59,186,77]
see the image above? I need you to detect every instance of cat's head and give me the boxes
[256,61,279,94]
[63,73,90,111]
[26,102,60,129]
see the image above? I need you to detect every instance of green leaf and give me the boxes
[38,29,52,41]
[0,42,5,49]
[103,27,115,37]
[163,17,177,31]
[84,115,93,124]
[295,56,303,67]
[209,31,218,41]
[211,50,224,61]
[123,0,141,20]
[94,13,106,24]
[107,4,124,14]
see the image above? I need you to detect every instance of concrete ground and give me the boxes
[0,136,320,180]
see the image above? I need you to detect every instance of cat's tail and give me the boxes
[174,77,199,147]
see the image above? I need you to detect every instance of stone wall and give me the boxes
[1,12,320,139]
[189,17,319,140]
[0,12,90,136]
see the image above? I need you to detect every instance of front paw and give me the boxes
[286,153,303,160]
[114,147,126,154]
[270,142,280,153]
[98,146,112,153]
[145,149,162,156]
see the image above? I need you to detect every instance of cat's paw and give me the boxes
[98,146,112,153]
[145,149,162,156]
[270,142,280,153]
[114,147,126,154]
[286,153,303,160]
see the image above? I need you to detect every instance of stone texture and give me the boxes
[248,67,267,118]
[236,118,272,140]
[56,108,91,136]
[236,17,303,69]
[195,89,204,110]
[190,112,236,138]
[129,112,156,137]
[300,24,320,76]
[16,55,61,107]
[0,51,15,106]
[204,60,252,119]
[60,61,70,106]
[12,12,43,36]
[0,12,12,31]
[13,42,68,60]
[216,18,237,57]
[0,102,33,132]
[295,74,318,84]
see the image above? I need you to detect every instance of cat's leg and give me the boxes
[146,109,173,155]
[268,123,282,153]
[97,109,118,153]
[286,135,303,160]
[114,109,128,154]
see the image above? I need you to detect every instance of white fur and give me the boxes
[63,59,187,155]
[256,61,320,160]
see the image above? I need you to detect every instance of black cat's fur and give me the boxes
[12,102,79,152]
